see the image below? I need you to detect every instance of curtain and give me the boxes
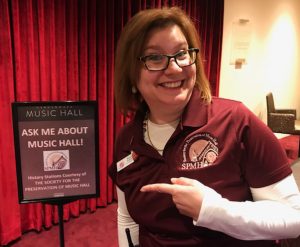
[0,0,223,245]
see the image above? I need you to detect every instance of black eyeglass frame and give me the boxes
[138,48,199,71]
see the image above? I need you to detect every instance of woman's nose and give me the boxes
[164,58,182,73]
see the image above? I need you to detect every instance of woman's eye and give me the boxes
[176,50,188,59]
[147,54,164,62]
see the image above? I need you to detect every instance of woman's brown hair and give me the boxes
[114,7,211,116]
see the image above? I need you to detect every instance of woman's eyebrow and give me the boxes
[143,43,189,54]
[143,45,163,53]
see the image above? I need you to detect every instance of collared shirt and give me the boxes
[109,89,291,247]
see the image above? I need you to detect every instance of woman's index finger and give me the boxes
[140,183,175,195]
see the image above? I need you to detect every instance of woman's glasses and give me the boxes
[138,48,199,71]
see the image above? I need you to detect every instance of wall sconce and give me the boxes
[230,18,251,69]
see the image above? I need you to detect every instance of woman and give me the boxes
[109,7,300,247]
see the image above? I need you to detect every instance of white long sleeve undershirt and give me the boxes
[194,174,300,240]
[117,187,139,247]
[116,174,300,246]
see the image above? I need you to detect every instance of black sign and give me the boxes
[12,101,99,203]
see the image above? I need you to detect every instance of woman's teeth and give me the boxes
[161,81,182,88]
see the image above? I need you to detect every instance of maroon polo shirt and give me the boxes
[109,89,291,247]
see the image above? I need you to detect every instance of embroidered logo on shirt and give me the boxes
[179,132,218,170]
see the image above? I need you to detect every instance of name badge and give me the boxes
[117,151,138,172]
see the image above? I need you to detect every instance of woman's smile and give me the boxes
[158,80,184,88]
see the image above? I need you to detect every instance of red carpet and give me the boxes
[7,203,118,247]
[279,135,299,164]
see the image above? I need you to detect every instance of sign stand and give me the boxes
[58,202,65,247]
[48,199,75,247]
[11,101,100,247]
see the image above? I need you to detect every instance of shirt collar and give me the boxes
[130,88,209,143]
[180,88,208,128]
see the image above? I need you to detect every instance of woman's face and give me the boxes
[137,25,196,118]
